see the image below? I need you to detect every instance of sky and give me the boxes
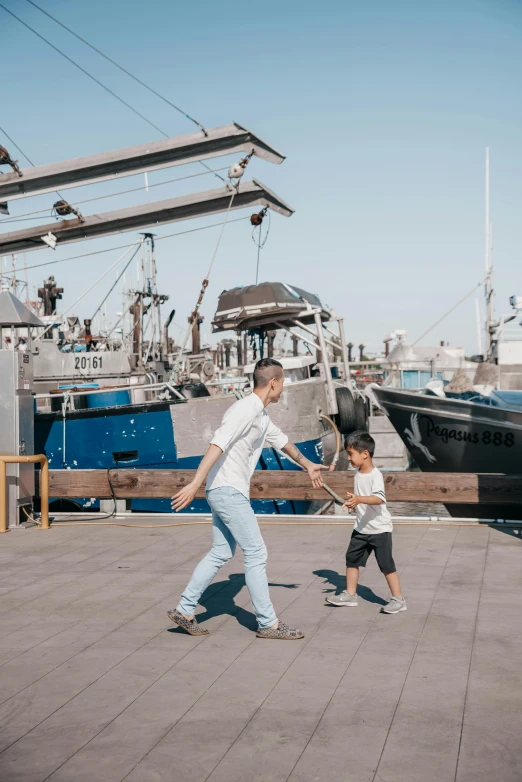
[1,0,522,355]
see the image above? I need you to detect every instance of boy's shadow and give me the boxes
[313,569,387,606]
[168,574,299,633]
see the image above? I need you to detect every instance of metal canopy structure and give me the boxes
[0,123,285,201]
[0,180,294,254]
[0,290,43,326]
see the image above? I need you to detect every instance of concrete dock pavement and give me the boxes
[0,518,520,781]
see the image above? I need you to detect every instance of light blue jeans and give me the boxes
[177,486,277,629]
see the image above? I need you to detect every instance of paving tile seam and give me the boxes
[0,524,204,612]
[0,527,211,656]
[0,577,233,762]
[282,527,461,782]
[0,526,101,558]
[0,527,143,564]
[0,526,312,765]
[0,523,296,667]
[453,527,490,782]
[0,533,237,710]
[29,527,323,782]
[277,524,433,782]
[0,533,120,582]
[198,530,386,782]
[0,531,179,613]
[0,523,202,581]
[117,525,338,782]
[370,525,463,782]
[0,527,210,633]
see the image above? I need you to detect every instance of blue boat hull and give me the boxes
[35,399,325,514]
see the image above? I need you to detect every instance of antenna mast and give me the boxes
[484,147,494,359]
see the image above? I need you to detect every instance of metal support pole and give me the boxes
[313,312,338,415]
[0,460,6,533]
[0,455,49,531]
[292,334,299,357]
[337,316,350,385]
[293,319,340,351]
[275,323,321,353]
[40,458,49,530]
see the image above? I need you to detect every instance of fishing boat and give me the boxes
[33,281,364,515]
[2,121,365,521]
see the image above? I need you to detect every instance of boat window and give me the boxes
[113,450,138,463]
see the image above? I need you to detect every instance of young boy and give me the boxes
[326,431,406,613]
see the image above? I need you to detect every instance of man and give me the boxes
[168,358,328,640]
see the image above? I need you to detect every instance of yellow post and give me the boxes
[0,460,6,534]
[0,455,50,532]
[39,457,50,531]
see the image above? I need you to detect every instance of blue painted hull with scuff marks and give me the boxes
[35,400,324,514]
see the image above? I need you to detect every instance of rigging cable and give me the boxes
[0,123,37,167]
[0,166,230,224]
[0,122,66,201]
[412,278,486,347]
[34,242,141,342]
[252,208,270,284]
[24,0,207,135]
[0,3,225,182]
[0,3,166,139]
[173,188,237,370]
[170,151,257,373]
[11,216,250,275]
[90,245,141,322]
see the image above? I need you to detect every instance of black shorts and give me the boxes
[345,530,396,573]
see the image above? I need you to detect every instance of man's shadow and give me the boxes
[313,569,387,606]
[168,573,299,633]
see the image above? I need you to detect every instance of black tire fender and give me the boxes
[354,396,369,432]
[334,387,357,434]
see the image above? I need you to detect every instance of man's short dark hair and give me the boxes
[253,358,284,388]
[344,430,375,457]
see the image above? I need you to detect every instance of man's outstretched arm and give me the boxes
[171,444,223,512]
[281,442,330,488]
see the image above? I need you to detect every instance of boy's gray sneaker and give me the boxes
[381,596,407,614]
[326,591,358,607]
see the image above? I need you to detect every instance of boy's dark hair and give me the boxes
[344,430,375,457]
[253,358,284,388]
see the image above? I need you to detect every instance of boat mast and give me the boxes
[484,147,494,359]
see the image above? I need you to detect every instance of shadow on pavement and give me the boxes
[313,568,387,605]
[168,573,300,633]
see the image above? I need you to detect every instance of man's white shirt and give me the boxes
[207,393,288,499]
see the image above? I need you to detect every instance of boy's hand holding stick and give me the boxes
[342,491,361,511]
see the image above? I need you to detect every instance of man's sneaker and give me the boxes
[256,621,304,640]
[167,609,209,635]
[326,591,358,607]
[381,596,407,614]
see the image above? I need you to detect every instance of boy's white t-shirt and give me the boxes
[353,467,392,534]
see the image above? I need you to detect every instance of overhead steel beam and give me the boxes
[0,123,285,202]
[0,180,294,254]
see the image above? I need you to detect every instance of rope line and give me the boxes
[0,122,65,201]
[8,216,250,274]
[174,189,237,368]
[412,278,486,346]
[0,4,225,183]
[0,4,167,138]
[24,0,208,134]
[0,166,230,224]
[34,243,140,342]
[90,245,141,322]
[0,123,37,167]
